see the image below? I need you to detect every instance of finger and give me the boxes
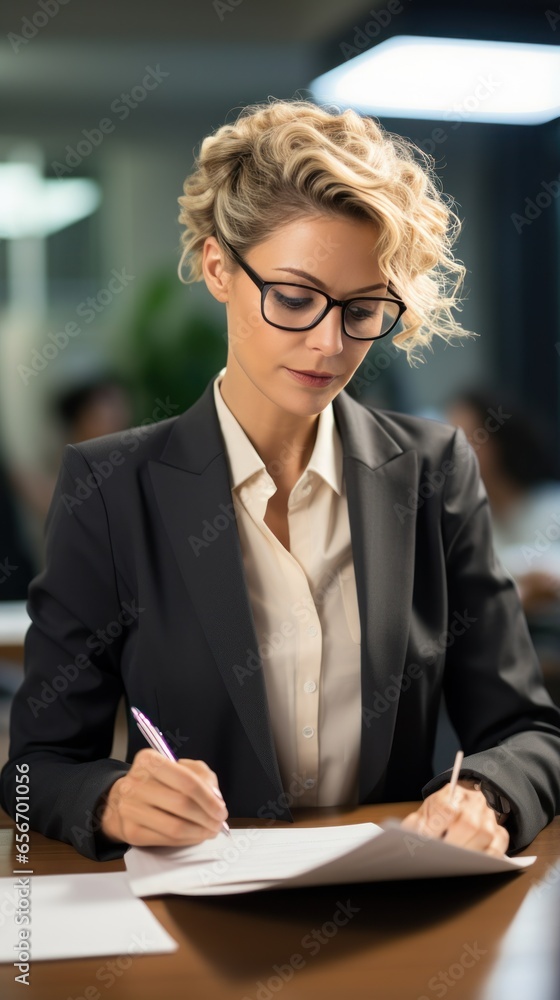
[418,800,459,839]
[133,777,227,834]
[129,748,171,785]
[483,826,510,858]
[187,758,222,789]
[175,759,229,822]
[444,821,494,853]
[442,808,497,852]
[401,813,444,841]
[132,748,201,787]
[184,759,226,802]
[400,812,421,831]
[120,800,225,847]
[400,797,456,838]
[452,817,509,858]
[451,826,505,856]
[131,753,227,825]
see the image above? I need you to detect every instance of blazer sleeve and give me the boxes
[422,426,560,852]
[0,444,131,861]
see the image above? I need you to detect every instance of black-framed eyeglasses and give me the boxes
[220,236,407,341]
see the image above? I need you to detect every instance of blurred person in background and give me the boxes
[446,388,560,703]
[11,373,134,533]
[53,375,134,447]
[0,376,133,701]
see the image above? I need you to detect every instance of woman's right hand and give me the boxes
[99,748,229,847]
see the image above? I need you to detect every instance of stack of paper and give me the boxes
[0,872,178,963]
[124,820,536,897]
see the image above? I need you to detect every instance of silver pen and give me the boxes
[130,706,231,837]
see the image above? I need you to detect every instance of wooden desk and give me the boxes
[1,804,559,1000]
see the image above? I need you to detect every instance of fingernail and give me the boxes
[212,786,225,801]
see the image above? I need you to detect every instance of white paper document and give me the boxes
[124,820,536,897]
[0,872,178,962]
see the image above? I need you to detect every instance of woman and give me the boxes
[1,99,559,862]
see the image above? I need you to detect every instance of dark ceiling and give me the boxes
[0,0,556,140]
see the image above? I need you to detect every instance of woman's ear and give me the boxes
[201,237,233,304]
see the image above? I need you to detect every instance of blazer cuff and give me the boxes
[91,826,130,862]
[87,767,132,861]
[53,759,132,862]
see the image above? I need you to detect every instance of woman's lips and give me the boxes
[285,367,337,387]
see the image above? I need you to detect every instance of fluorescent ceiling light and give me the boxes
[310,36,560,125]
[0,163,101,238]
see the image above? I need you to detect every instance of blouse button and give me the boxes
[306,626,318,637]
[303,680,317,693]
[302,726,315,738]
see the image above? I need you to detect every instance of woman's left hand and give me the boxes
[400,779,510,857]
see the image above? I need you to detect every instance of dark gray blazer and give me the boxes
[1,375,559,860]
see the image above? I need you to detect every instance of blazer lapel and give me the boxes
[148,375,418,813]
[332,391,418,802]
[148,377,286,805]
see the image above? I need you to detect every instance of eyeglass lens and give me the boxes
[263,285,401,338]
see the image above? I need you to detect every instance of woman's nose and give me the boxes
[304,307,345,353]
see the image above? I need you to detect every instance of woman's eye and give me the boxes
[348,303,382,320]
[272,291,311,310]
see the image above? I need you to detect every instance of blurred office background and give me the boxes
[0,0,559,764]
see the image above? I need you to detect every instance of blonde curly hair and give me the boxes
[177,98,475,365]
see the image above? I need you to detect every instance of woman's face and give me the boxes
[202,214,387,416]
